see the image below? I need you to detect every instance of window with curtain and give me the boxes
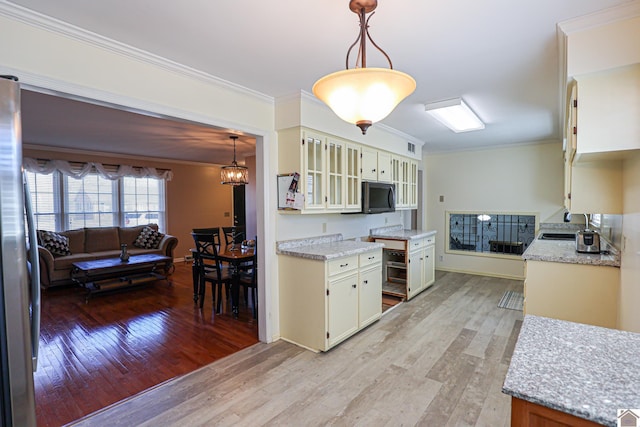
[65,173,117,229]
[23,158,170,232]
[26,172,60,231]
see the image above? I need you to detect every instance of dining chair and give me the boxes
[238,236,258,319]
[222,226,246,248]
[190,227,223,302]
[191,231,232,311]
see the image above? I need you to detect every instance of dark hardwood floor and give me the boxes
[34,262,259,427]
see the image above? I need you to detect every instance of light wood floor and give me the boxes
[69,271,523,427]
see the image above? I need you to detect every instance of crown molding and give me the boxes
[0,2,274,104]
[558,0,640,35]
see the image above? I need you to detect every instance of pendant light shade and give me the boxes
[313,0,416,134]
[313,68,416,132]
[221,135,248,185]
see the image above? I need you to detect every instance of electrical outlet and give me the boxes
[322,223,327,233]
[439,195,444,202]
[439,255,444,262]
[385,217,389,224]
[224,211,230,217]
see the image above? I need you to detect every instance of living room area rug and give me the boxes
[498,290,524,311]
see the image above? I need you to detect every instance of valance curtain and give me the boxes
[23,158,173,181]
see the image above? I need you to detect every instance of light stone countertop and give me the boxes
[276,234,383,261]
[522,229,620,267]
[503,315,640,427]
[369,225,437,241]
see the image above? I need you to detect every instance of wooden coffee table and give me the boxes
[71,254,173,300]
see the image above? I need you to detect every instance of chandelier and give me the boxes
[312,0,416,135]
[220,135,248,185]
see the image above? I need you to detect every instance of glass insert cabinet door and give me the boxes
[326,138,344,209]
[345,144,361,209]
[304,133,325,209]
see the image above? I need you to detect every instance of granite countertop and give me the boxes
[276,234,384,261]
[369,225,437,241]
[522,228,620,267]
[503,315,640,427]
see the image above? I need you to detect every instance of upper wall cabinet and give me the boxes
[391,156,418,209]
[563,78,624,214]
[361,147,391,183]
[573,63,640,161]
[278,127,361,214]
[278,127,419,213]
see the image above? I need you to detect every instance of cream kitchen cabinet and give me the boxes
[563,81,623,214]
[408,160,418,208]
[573,64,640,159]
[407,236,435,300]
[361,147,391,182]
[278,249,383,352]
[391,156,418,209]
[278,127,361,213]
[358,251,383,328]
[524,260,619,329]
[344,142,362,210]
[375,233,435,301]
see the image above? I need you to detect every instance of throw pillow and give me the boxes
[37,230,72,256]
[134,226,165,249]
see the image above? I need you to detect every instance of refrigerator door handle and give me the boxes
[23,172,40,371]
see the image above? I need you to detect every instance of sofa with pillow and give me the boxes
[37,224,178,289]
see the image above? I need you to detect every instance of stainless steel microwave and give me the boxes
[361,181,396,214]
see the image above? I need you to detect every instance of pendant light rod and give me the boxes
[345,1,392,70]
[231,135,238,165]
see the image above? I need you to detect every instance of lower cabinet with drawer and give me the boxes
[278,249,382,352]
[374,235,436,301]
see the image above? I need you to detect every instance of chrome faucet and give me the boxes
[583,213,590,231]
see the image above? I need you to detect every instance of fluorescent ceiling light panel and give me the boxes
[425,98,485,133]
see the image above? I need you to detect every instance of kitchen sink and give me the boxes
[538,232,576,241]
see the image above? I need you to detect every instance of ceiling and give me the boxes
[11,0,633,163]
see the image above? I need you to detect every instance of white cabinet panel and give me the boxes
[328,274,359,347]
[359,267,382,328]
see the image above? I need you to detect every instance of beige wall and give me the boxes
[425,141,565,279]
[23,147,235,261]
[620,151,640,332]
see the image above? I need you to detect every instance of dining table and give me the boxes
[216,245,255,318]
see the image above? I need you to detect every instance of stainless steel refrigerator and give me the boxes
[0,75,41,427]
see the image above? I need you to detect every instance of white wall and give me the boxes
[620,151,640,332]
[425,141,564,279]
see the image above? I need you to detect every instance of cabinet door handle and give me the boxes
[368,256,375,260]
[363,280,368,284]
[372,168,376,172]
[352,284,357,288]
[340,263,349,268]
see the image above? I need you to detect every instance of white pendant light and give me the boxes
[313,0,416,135]
[220,135,248,185]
